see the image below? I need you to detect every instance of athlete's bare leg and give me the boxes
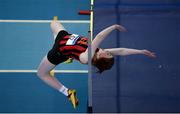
[37,56,65,91]
[50,16,66,38]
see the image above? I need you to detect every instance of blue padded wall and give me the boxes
[92,0,180,112]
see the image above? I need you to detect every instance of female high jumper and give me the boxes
[37,17,156,109]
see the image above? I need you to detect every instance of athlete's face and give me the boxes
[96,49,113,59]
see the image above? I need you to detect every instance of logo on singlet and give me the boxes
[66,34,80,45]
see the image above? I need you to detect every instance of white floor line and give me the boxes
[0,20,90,23]
[0,70,88,73]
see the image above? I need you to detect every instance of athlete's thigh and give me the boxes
[38,55,56,74]
[50,20,66,38]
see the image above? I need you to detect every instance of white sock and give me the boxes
[59,86,68,96]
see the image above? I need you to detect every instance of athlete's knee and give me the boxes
[50,20,56,28]
[37,68,49,77]
[50,20,60,29]
[37,68,42,77]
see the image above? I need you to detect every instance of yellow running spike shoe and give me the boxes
[53,16,58,20]
[68,89,79,109]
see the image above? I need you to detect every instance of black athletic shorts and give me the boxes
[47,30,69,65]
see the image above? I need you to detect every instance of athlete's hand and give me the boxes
[114,24,127,32]
[141,49,156,58]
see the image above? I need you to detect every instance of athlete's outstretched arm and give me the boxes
[79,24,126,64]
[104,48,156,58]
[91,24,126,58]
